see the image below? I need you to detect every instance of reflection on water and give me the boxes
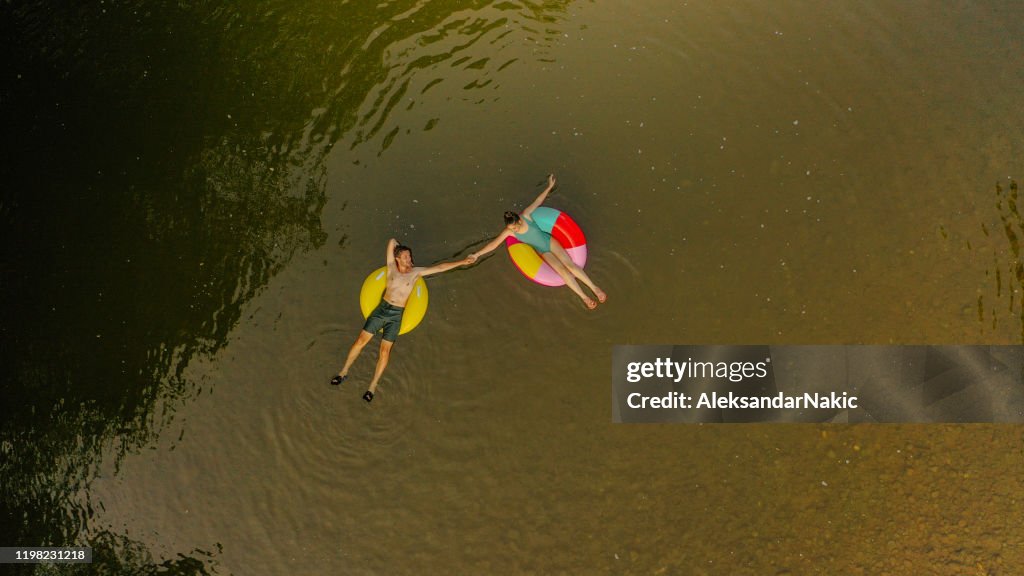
[975,180,1024,340]
[336,0,564,155]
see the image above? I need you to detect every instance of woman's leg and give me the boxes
[549,240,606,302]
[542,252,596,309]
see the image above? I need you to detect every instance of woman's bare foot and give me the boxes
[595,289,607,303]
[583,297,597,310]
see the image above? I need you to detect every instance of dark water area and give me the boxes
[2,1,329,571]
[3,0,1024,574]
[3,0,565,572]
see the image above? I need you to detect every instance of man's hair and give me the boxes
[394,244,412,259]
[503,211,520,226]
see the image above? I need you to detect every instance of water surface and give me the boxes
[4,1,1024,574]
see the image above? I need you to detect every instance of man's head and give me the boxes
[394,244,413,269]
[504,211,521,231]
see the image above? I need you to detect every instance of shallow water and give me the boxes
[4,1,1024,574]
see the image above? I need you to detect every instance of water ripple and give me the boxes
[296,0,571,156]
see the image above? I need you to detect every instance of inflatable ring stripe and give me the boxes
[504,206,588,286]
[358,266,428,335]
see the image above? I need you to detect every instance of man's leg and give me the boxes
[337,330,374,379]
[364,339,394,401]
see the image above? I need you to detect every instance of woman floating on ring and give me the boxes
[468,174,607,309]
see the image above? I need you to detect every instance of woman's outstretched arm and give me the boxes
[522,174,556,218]
[468,229,513,263]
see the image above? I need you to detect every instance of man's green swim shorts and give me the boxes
[362,300,405,342]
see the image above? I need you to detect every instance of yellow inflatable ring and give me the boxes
[358,266,428,335]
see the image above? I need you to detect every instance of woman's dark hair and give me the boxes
[503,211,520,226]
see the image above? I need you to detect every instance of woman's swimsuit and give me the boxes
[514,216,553,253]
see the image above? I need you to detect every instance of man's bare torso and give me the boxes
[383,264,421,307]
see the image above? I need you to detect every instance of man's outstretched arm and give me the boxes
[418,257,472,278]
